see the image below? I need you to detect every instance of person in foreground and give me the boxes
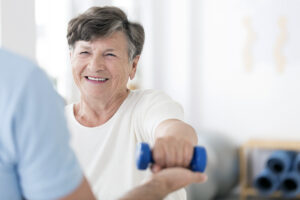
[66,6,200,200]
[0,48,206,199]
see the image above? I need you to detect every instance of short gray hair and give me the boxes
[67,6,145,61]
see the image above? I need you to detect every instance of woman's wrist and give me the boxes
[119,176,167,200]
[149,175,169,198]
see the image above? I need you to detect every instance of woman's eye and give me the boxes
[80,51,89,55]
[106,53,116,57]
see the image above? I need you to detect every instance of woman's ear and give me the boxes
[129,55,140,80]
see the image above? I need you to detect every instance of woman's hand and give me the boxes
[151,136,194,172]
[152,119,198,173]
[151,136,194,173]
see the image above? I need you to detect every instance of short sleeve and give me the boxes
[135,90,184,145]
[14,68,83,200]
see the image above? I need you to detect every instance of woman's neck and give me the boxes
[74,90,129,127]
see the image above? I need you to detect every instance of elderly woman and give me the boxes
[65,6,200,200]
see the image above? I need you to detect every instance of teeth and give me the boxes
[87,77,107,81]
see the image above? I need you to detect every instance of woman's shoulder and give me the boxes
[129,89,174,107]
[130,89,168,99]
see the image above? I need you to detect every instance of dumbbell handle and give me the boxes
[136,143,207,172]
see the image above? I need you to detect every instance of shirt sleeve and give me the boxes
[13,67,83,200]
[135,90,184,145]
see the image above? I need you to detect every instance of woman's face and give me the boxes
[70,31,138,101]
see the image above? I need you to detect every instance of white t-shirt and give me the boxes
[65,89,186,200]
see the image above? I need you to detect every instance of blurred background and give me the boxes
[1,0,300,199]
[2,0,300,144]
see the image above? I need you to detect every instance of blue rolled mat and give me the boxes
[254,168,280,195]
[266,150,296,175]
[280,171,300,198]
[293,153,300,174]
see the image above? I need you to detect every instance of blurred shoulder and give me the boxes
[0,49,52,103]
[0,49,39,78]
[129,89,178,110]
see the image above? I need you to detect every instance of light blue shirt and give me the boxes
[0,49,83,200]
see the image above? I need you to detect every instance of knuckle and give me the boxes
[184,146,193,165]
[154,152,164,164]
[167,159,176,167]
[176,156,183,166]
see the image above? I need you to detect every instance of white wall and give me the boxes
[137,0,201,123]
[131,0,300,144]
[0,0,36,60]
[199,0,300,144]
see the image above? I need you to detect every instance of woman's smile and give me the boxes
[84,76,109,84]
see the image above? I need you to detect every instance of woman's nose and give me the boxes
[89,55,105,71]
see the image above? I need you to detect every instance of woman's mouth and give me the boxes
[85,76,109,83]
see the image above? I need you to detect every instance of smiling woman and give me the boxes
[64,6,202,200]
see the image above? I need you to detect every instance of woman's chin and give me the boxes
[82,89,107,99]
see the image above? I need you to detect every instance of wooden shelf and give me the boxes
[242,139,300,150]
[239,139,300,200]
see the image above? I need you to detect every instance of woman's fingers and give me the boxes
[152,136,194,170]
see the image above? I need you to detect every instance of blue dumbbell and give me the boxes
[136,142,207,172]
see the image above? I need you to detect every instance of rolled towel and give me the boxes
[280,171,300,198]
[266,150,296,175]
[254,168,280,195]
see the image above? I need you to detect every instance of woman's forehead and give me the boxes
[75,32,128,50]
